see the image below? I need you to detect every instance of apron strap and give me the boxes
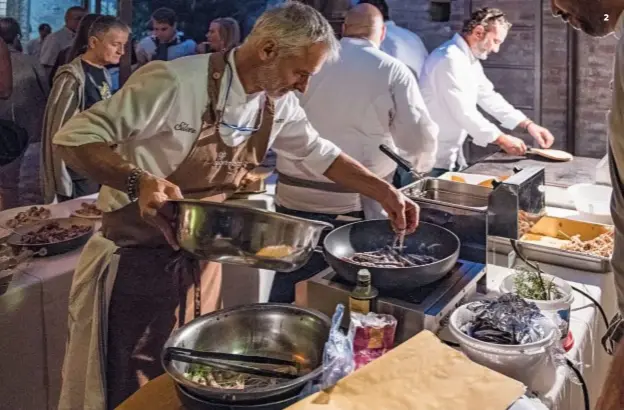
[276,171,359,194]
[166,251,202,322]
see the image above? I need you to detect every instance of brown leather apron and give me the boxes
[101,50,274,409]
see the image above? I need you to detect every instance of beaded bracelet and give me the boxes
[127,167,145,202]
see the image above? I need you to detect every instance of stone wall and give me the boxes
[387,0,615,159]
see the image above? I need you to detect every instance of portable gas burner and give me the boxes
[296,260,486,343]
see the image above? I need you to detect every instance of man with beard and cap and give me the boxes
[52,3,419,409]
[420,7,555,175]
[550,1,624,409]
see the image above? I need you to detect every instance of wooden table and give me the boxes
[116,375,184,410]
[463,153,600,188]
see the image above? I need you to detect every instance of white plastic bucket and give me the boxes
[449,303,558,384]
[567,183,613,225]
[500,273,573,339]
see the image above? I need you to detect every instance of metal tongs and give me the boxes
[163,347,300,380]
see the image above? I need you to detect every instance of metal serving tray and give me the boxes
[403,178,490,209]
[488,236,611,273]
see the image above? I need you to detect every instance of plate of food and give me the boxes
[1,205,52,229]
[6,217,95,257]
[71,201,103,219]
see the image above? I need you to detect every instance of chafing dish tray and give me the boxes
[489,216,613,273]
[403,178,490,209]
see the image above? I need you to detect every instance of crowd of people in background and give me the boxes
[0,6,242,210]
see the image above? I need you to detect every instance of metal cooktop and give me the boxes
[296,260,487,343]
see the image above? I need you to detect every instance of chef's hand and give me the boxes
[527,123,555,149]
[137,173,184,250]
[380,188,420,234]
[495,134,527,156]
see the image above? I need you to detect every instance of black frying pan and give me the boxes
[323,220,460,292]
[7,217,94,257]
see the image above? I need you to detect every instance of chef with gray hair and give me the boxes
[52,3,419,409]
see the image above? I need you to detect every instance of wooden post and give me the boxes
[118,0,132,86]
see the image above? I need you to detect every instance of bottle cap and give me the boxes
[357,269,371,281]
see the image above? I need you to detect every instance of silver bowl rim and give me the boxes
[170,199,334,230]
[162,303,332,398]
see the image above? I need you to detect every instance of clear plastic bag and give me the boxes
[298,304,354,398]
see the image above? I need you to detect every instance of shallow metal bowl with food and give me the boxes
[171,200,333,272]
[7,217,94,257]
[162,303,331,403]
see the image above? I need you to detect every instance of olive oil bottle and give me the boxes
[349,269,379,314]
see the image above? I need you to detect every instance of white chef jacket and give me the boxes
[276,37,438,215]
[53,51,342,212]
[39,26,74,67]
[420,33,527,170]
[381,21,429,80]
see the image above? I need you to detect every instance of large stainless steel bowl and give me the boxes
[171,200,333,272]
[162,304,331,403]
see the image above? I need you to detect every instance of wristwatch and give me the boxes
[127,167,145,202]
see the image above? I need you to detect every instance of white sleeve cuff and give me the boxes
[499,110,527,131]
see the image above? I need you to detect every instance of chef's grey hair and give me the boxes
[246,1,340,63]
[462,7,512,34]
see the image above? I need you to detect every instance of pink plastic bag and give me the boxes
[348,312,398,370]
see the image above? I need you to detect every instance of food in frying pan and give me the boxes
[342,245,439,268]
[184,363,301,389]
[74,202,103,217]
[560,229,614,258]
[19,222,92,245]
[255,245,295,258]
[5,206,51,228]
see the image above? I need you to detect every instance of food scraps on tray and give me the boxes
[74,202,103,217]
[19,222,91,245]
[5,206,51,228]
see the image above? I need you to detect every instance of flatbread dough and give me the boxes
[287,330,525,410]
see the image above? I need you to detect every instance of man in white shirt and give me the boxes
[551,2,624,406]
[25,23,51,59]
[421,7,555,173]
[358,0,429,79]
[270,3,437,303]
[135,8,196,67]
[52,4,419,408]
[39,6,85,75]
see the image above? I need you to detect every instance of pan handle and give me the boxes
[379,144,414,173]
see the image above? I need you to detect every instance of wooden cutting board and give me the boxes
[286,330,525,410]
[527,148,573,162]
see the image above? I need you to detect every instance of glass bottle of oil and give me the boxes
[349,269,379,314]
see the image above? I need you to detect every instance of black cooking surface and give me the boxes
[325,260,483,305]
